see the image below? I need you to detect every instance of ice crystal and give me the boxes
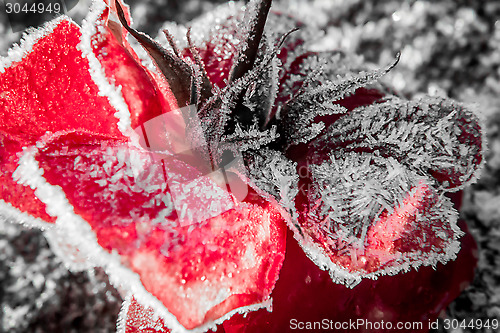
[307,152,451,247]
[279,52,400,147]
[222,123,279,153]
[245,148,298,210]
[312,96,484,191]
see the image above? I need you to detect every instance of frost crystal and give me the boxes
[245,148,298,211]
[279,52,400,147]
[312,96,484,191]
[222,123,279,153]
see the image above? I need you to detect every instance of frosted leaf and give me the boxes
[229,0,272,83]
[277,51,333,107]
[241,34,282,127]
[281,102,348,146]
[185,29,214,106]
[276,50,368,109]
[199,88,239,150]
[115,0,193,107]
[115,0,285,162]
[266,10,323,77]
[276,52,398,147]
[312,96,485,191]
[198,34,286,152]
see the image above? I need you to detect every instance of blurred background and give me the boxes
[1,0,500,332]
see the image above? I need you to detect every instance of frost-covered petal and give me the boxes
[81,0,184,133]
[0,17,125,142]
[283,85,484,286]
[19,131,286,332]
[294,152,462,287]
[0,16,126,225]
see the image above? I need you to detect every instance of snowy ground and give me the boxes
[1,0,500,332]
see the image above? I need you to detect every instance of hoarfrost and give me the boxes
[245,148,298,212]
[222,123,279,153]
[308,152,425,245]
[295,150,463,286]
[280,53,400,147]
[312,96,484,191]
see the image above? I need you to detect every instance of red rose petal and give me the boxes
[127,198,285,330]
[85,1,181,129]
[285,86,483,285]
[29,131,286,331]
[0,0,185,224]
[296,148,465,286]
[0,18,124,143]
